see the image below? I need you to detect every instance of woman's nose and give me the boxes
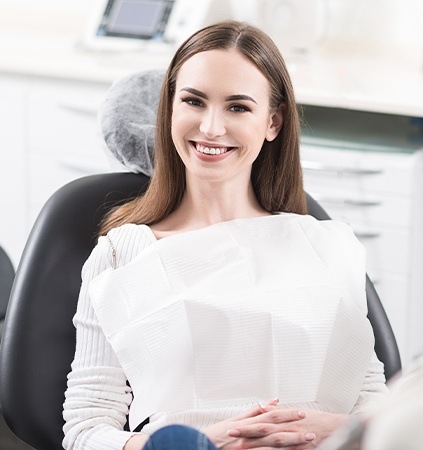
[199,109,226,138]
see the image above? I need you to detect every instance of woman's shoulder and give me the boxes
[82,223,156,276]
[282,212,358,242]
[281,213,367,307]
[106,222,155,246]
[277,213,365,265]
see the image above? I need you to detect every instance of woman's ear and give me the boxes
[266,103,285,142]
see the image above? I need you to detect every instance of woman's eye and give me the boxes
[229,104,251,113]
[181,97,203,107]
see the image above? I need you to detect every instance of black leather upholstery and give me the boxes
[0,174,401,450]
[0,246,14,322]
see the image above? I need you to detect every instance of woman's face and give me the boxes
[171,49,282,185]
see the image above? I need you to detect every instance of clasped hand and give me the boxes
[203,400,347,449]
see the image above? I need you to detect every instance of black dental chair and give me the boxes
[0,246,14,334]
[0,171,401,450]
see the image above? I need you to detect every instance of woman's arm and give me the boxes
[63,233,144,450]
[350,351,388,415]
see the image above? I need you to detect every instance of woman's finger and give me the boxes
[228,423,279,438]
[235,431,316,448]
[232,399,280,420]
[252,445,311,450]
[234,408,307,428]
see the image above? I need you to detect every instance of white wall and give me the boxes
[323,0,423,63]
[230,0,423,67]
[325,0,422,46]
[2,0,422,65]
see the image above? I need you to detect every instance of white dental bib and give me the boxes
[89,214,374,431]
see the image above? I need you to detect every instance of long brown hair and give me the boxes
[100,20,306,235]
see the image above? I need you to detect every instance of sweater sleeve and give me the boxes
[351,352,389,415]
[63,225,153,450]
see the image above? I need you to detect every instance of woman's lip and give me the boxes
[193,141,234,148]
[189,141,236,162]
[191,140,235,151]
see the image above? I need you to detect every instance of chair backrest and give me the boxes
[0,173,149,450]
[0,246,15,322]
[0,174,401,450]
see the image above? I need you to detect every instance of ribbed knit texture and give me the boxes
[63,215,388,449]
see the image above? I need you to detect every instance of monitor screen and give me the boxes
[96,0,176,40]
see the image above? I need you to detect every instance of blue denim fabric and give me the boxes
[143,425,219,450]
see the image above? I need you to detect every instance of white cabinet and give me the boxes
[0,75,112,267]
[0,78,28,268]
[300,106,423,365]
[26,78,112,221]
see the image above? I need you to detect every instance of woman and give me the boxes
[63,21,387,450]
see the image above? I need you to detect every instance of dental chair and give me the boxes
[0,246,14,333]
[0,244,14,409]
[0,70,401,450]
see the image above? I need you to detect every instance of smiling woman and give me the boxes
[98,20,305,233]
[62,20,388,450]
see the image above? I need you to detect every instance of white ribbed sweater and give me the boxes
[63,214,388,450]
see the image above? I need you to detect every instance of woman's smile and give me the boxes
[190,141,237,162]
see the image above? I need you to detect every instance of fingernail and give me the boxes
[270,397,280,404]
[306,433,316,441]
[298,410,307,419]
[227,429,240,437]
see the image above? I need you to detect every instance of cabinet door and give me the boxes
[301,145,415,196]
[27,79,112,217]
[0,77,27,267]
[27,79,110,158]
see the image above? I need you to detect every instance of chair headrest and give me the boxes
[99,69,165,176]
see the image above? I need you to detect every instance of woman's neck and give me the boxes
[181,184,267,225]
[151,177,270,235]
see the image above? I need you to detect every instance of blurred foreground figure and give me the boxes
[362,356,423,450]
[319,356,423,450]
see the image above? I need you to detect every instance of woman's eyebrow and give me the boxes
[225,94,257,104]
[180,87,208,99]
[180,88,257,104]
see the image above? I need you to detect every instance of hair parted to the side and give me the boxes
[99,20,306,236]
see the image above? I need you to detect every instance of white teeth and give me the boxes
[196,143,230,155]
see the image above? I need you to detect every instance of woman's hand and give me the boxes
[123,433,150,450]
[227,408,348,449]
[203,400,316,449]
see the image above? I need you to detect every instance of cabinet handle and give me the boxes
[310,193,381,207]
[354,231,381,239]
[344,199,382,207]
[57,101,98,117]
[301,160,383,175]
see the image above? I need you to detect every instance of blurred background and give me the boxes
[0,0,422,447]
